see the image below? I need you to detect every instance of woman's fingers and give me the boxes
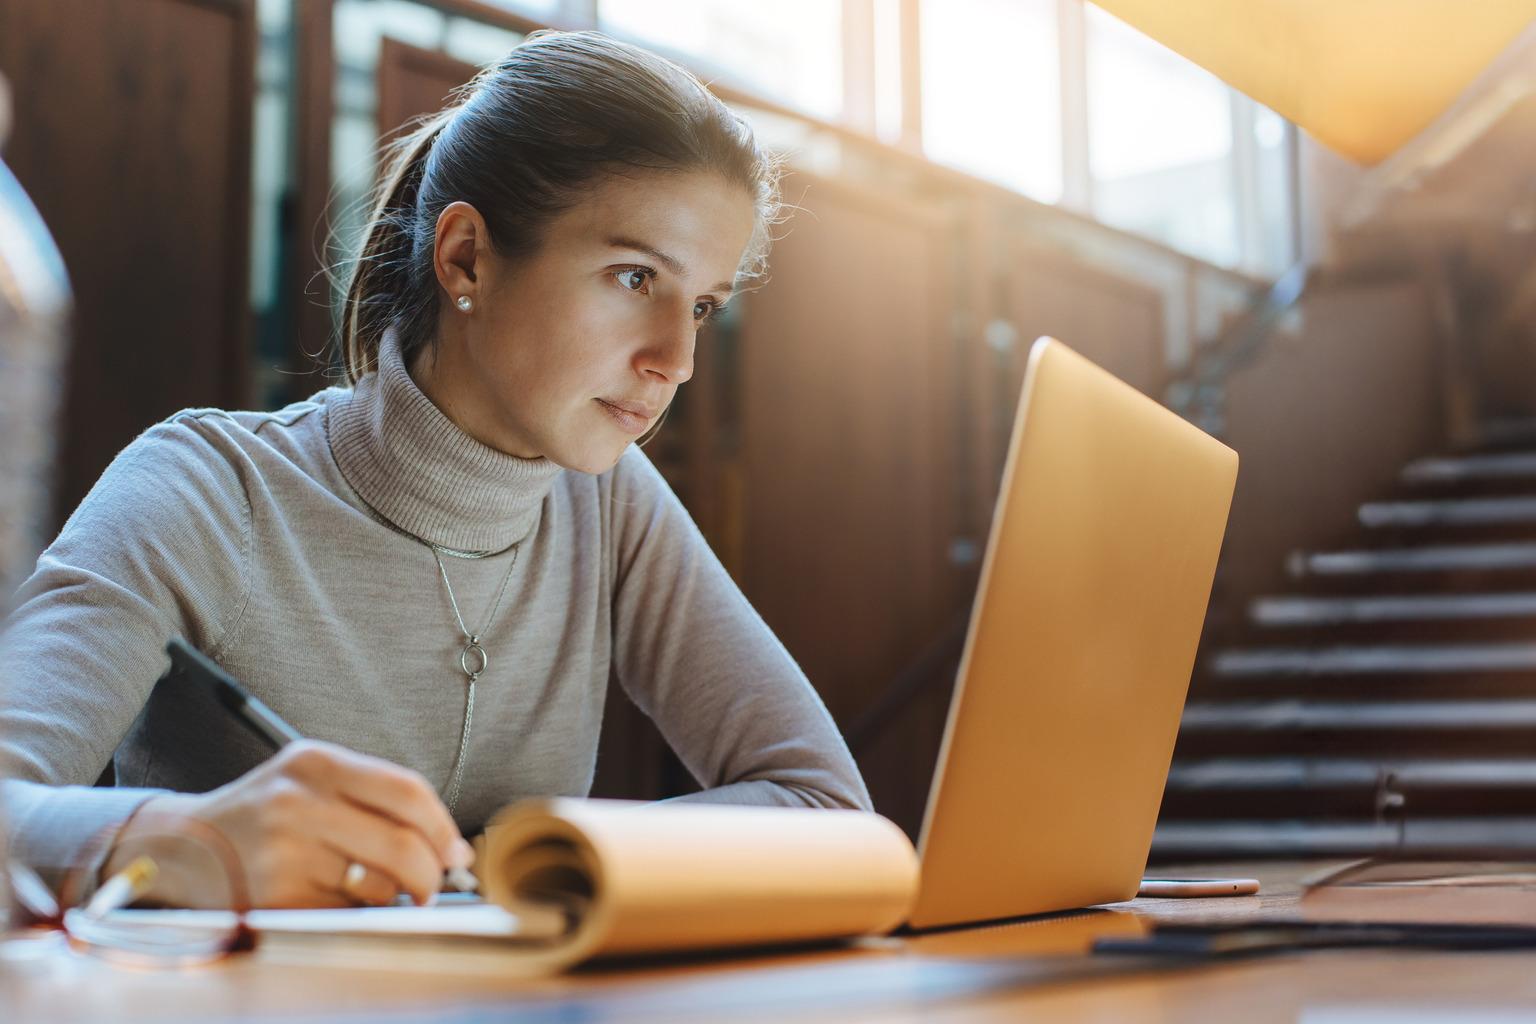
[331,856,400,907]
[106,742,475,909]
[288,846,397,907]
[306,797,444,906]
[278,743,471,871]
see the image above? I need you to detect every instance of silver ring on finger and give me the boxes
[341,860,368,896]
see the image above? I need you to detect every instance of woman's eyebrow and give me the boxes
[606,235,734,294]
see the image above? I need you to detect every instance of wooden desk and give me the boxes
[8,862,1536,1022]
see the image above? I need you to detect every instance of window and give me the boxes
[475,0,563,17]
[597,1,844,121]
[1084,3,1238,268]
[920,0,1062,203]
[1251,105,1297,274]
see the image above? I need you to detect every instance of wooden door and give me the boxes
[737,171,966,832]
[0,0,255,527]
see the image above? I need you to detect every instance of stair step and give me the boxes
[1174,698,1536,757]
[1161,757,1536,816]
[1478,419,1536,450]
[1282,543,1536,594]
[1151,816,1536,860]
[1197,642,1536,700]
[1360,524,1536,548]
[1168,757,1536,791]
[1191,674,1536,702]
[1353,497,1536,546]
[1244,592,1536,642]
[1290,542,1536,577]
[1359,496,1536,529]
[1391,479,1536,500]
[1251,592,1536,626]
[1402,452,1536,485]
[1212,643,1536,677]
[1251,621,1536,645]
[1181,698,1536,732]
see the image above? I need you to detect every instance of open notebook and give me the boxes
[107,799,918,973]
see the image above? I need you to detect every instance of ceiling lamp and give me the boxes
[1089,0,1536,165]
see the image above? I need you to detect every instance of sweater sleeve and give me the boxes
[606,447,872,812]
[0,414,252,883]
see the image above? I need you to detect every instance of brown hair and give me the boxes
[339,30,780,385]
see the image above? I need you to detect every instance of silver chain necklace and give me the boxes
[343,487,523,813]
[431,542,519,814]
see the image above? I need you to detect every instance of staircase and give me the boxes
[1153,422,1536,860]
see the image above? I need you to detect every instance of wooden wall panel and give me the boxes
[377,39,477,147]
[1219,278,1443,607]
[0,0,255,527]
[738,172,965,831]
[287,0,336,395]
[1000,245,1167,400]
[957,220,1168,551]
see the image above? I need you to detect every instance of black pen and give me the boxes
[168,638,303,748]
[165,638,478,893]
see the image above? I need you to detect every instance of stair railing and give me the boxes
[1166,259,1311,438]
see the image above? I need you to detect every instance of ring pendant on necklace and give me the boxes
[432,543,520,813]
[346,492,522,814]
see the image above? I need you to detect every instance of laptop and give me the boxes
[907,336,1238,930]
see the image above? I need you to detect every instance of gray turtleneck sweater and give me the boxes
[1,332,871,879]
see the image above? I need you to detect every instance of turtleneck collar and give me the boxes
[327,328,562,553]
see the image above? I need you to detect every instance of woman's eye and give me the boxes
[693,301,716,323]
[616,268,651,292]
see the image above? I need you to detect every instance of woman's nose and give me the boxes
[637,309,695,384]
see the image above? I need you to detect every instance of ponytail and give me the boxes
[339,108,454,383]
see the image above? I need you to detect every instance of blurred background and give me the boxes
[3,0,1536,860]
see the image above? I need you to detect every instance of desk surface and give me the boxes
[8,861,1536,1023]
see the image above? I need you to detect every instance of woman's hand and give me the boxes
[102,741,475,908]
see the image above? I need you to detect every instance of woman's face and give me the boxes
[414,168,757,474]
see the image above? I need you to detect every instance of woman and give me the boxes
[0,31,869,910]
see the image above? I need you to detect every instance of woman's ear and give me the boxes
[433,201,487,301]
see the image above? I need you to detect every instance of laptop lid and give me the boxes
[908,337,1238,930]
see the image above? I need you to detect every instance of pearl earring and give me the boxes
[455,295,473,313]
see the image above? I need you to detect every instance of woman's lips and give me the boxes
[596,398,657,434]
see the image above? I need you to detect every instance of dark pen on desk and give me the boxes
[165,637,479,894]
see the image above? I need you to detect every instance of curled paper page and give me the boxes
[481,798,921,971]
